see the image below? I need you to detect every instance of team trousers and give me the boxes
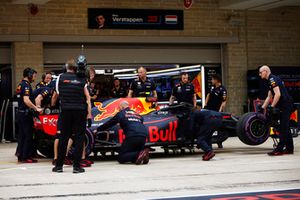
[56,109,86,168]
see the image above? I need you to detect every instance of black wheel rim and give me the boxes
[249,119,267,138]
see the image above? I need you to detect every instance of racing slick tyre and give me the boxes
[36,130,55,158]
[69,128,95,158]
[236,112,269,145]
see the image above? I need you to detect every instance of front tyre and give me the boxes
[69,128,95,158]
[36,130,55,158]
[236,112,269,145]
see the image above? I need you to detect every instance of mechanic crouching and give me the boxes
[95,101,150,165]
[190,109,223,161]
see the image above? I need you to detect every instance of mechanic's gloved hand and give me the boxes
[257,105,264,113]
[87,118,92,128]
[267,105,274,114]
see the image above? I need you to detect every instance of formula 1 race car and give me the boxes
[33,97,275,158]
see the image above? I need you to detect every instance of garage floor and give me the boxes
[0,137,299,200]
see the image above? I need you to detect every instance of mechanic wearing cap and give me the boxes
[128,67,157,99]
[111,78,127,98]
[36,72,52,89]
[169,72,197,108]
[15,68,43,163]
[204,74,227,112]
[52,58,91,173]
[95,101,149,165]
[259,65,294,156]
[190,109,222,161]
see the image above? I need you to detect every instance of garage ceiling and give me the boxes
[219,0,300,10]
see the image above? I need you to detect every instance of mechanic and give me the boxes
[30,81,56,159]
[169,72,196,141]
[190,109,223,161]
[88,81,99,107]
[204,74,227,112]
[127,66,157,99]
[52,58,91,173]
[15,68,43,163]
[95,101,149,164]
[111,77,127,98]
[50,83,75,167]
[169,72,197,108]
[35,72,52,89]
[34,80,56,108]
[51,68,94,168]
[259,65,294,156]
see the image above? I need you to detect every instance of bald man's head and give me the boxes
[259,65,271,79]
[119,101,129,110]
[137,66,147,80]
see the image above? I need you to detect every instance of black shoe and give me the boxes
[52,166,63,173]
[73,167,85,173]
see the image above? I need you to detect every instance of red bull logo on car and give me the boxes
[118,120,178,143]
[94,98,155,121]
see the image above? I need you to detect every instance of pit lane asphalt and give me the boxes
[0,137,299,200]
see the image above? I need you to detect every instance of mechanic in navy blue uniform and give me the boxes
[31,83,55,159]
[88,81,99,107]
[259,65,294,156]
[204,74,227,112]
[169,72,197,108]
[52,58,91,173]
[190,109,222,161]
[35,72,52,89]
[15,68,43,163]
[96,101,149,165]
[169,72,196,141]
[111,78,127,98]
[33,85,54,108]
[127,67,157,99]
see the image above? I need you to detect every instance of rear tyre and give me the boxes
[236,112,269,145]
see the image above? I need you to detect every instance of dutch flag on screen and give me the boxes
[165,15,178,24]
